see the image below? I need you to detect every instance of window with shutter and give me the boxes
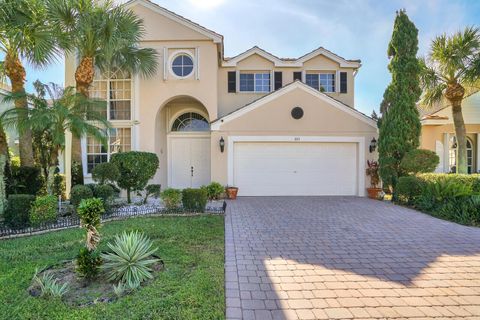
[293,72,302,82]
[340,72,347,93]
[274,72,282,90]
[227,71,236,93]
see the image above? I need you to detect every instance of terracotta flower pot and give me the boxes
[226,187,238,200]
[367,187,382,199]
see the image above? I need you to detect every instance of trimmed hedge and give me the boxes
[182,188,207,212]
[396,174,480,226]
[160,188,182,210]
[4,194,36,229]
[30,195,57,227]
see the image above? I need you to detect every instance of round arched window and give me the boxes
[171,54,194,77]
[449,136,474,174]
[171,112,209,132]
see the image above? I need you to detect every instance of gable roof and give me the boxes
[222,46,361,68]
[211,81,376,130]
[124,0,223,44]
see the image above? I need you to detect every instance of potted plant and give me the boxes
[225,186,239,200]
[366,160,382,199]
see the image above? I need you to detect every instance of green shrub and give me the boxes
[92,162,120,185]
[400,149,439,175]
[4,194,35,229]
[401,173,480,226]
[84,183,96,193]
[182,188,207,212]
[202,182,224,200]
[71,160,83,187]
[395,176,424,205]
[76,247,102,280]
[52,174,66,200]
[70,185,93,208]
[110,152,159,203]
[142,184,161,204]
[94,184,114,203]
[7,166,43,195]
[101,231,159,289]
[77,198,104,230]
[30,195,57,227]
[160,188,182,210]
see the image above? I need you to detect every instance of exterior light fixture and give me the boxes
[219,136,225,153]
[369,137,377,153]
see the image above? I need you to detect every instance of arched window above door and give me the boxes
[171,112,209,132]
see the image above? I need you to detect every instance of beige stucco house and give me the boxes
[64,0,378,197]
[420,93,480,174]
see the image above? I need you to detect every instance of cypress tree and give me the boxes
[378,10,422,191]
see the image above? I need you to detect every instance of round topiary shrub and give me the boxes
[91,162,120,185]
[94,184,114,203]
[30,195,58,227]
[400,149,439,175]
[70,185,94,208]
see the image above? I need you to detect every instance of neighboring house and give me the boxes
[420,93,480,174]
[64,0,378,196]
[0,82,20,155]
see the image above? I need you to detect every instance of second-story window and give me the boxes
[240,73,270,92]
[90,69,132,120]
[306,73,335,92]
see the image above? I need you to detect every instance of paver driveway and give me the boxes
[225,197,480,319]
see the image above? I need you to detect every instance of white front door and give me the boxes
[233,142,358,196]
[169,135,211,189]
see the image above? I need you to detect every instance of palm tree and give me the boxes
[47,0,158,180]
[420,27,480,174]
[1,81,110,194]
[0,0,58,166]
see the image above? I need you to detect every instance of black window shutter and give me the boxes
[340,72,347,93]
[293,72,302,82]
[227,71,236,93]
[274,72,282,90]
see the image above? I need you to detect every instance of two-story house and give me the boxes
[64,0,377,197]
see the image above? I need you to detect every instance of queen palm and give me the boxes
[420,27,480,174]
[0,0,58,166]
[47,0,158,178]
[1,81,110,194]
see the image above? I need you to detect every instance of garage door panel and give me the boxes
[233,142,357,196]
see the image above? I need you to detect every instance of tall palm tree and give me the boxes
[420,27,480,174]
[47,0,158,180]
[1,81,110,194]
[0,0,58,166]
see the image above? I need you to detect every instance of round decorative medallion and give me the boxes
[291,107,304,119]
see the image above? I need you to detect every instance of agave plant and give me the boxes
[33,267,69,298]
[101,231,159,288]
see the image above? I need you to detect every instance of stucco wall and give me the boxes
[211,87,377,189]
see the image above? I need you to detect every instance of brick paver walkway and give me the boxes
[225,197,480,319]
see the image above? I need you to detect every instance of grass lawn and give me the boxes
[0,215,225,320]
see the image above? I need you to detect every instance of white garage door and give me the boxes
[233,142,358,196]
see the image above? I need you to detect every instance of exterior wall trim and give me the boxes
[227,135,366,196]
[211,81,377,130]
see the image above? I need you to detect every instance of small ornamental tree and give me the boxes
[110,152,159,203]
[92,162,120,185]
[378,10,422,191]
[400,149,439,175]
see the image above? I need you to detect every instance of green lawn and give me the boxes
[0,215,225,320]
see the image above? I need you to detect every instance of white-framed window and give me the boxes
[449,136,474,174]
[86,127,132,173]
[170,53,194,78]
[306,73,335,92]
[239,73,270,92]
[90,69,132,121]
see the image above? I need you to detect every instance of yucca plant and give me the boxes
[101,231,159,289]
[33,267,69,298]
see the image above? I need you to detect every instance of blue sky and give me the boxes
[20,0,480,115]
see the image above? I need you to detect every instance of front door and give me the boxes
[169,135,211,188]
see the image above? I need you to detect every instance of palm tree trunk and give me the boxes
[446,83,467,174]
[4,53,35,166]
[0,124,8,214]
[72,56,96,184]
[451,102,468,174]
[46,148,59,195]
